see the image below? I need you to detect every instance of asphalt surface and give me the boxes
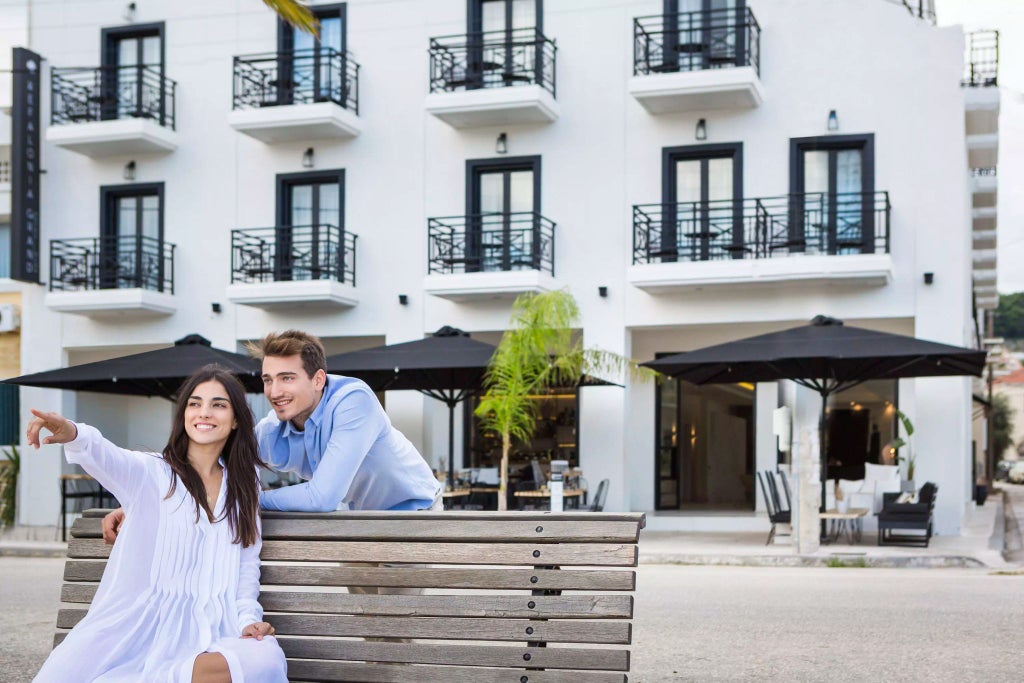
[2,559,1021,682]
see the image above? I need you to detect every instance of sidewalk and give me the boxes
[640,492,1014,569]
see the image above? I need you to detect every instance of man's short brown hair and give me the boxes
[247,330,326,379]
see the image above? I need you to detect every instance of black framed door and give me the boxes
[100,183,164,290]
[276,171,344,280]
[790,134,874,255]
[663,0,744,72]
[100,23,165,122]
[467,0,541,89]
[277,4,346,104]
[467,156,540,272]
[662,143,742,262]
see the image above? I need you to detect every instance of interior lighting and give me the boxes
[695,118,707,140]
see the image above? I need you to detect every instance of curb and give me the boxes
[639,553,988,569]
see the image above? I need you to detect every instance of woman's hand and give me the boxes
[241,622,275,640]
[26,409,78,449]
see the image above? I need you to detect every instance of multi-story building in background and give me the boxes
[0,0,999,536]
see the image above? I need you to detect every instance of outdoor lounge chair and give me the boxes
[877,482,937,547]
[758,470,792,545]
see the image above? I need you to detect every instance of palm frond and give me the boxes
[262,0,319,36]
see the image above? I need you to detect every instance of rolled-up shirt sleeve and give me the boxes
[259,390,384,512]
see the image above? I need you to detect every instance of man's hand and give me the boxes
[241,622,276,640]
[102,508,126,545]
[26,409,77,449]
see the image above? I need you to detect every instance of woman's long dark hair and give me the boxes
[163,365,264,547]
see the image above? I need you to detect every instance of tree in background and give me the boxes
[475,290,657,510]
[994,292,1024,340]
[992,393,1014,461]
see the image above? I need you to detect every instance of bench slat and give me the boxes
[70,516,643,543]
[269,614,631,643]
[277,637,630,671]
[80,509,646,525]
[260,593,633,619]
[286,659,627,683]
[67,538,638,566]
[62,561,636,591]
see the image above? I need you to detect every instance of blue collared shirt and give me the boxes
[256,375,440,512]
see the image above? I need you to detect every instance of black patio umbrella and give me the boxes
[643,315,986,532]
[326,326,496,488]
[4,334,263,398]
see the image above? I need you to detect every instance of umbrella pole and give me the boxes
[447,401,456,490]
[819,391,828,541]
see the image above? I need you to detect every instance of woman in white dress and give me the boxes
[30,365,288,683]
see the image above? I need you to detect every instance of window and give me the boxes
[466,0,543,89]
[660,143,743,261]
[275,170,344,281]
[100,23,166,123]
[100,184,164,291]
[466,156,541,272]
[826,380,898,480]
[277,3,348,105]
[663,0,746,72]
[789,134,876,255]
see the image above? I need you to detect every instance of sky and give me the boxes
[935,0,1024,293]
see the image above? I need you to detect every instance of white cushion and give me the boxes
[858,479,877,494]
[864,463,900,481]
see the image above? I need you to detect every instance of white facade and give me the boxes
[2,0,988,535]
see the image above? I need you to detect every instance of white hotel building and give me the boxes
[0,0,1000,536]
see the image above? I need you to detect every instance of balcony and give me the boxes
[962,30,998,88]
[225,224,358,309]
[424,28,559,128]
[227,48,362,143]
[628,192,893,292]
[424,212,558,301]
[46,65,178,157]
[0,159,9,218]
[629,9,763,114]
[45,235,177,316]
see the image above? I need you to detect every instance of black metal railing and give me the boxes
[428,212,555,275]
[232,48,360,112]
[51,65,177,128]
[0,160,9,183]
[429,28,557,95]
[962,30,998,87]
[49,235,175,292]
[882,0,936,23]
[634,8,760,76]
[633,192,890,263]
[231,224,357,285]
[971,167,997,177]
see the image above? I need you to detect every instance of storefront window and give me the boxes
[825,379,898,480]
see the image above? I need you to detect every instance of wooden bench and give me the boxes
[57,510,646,682]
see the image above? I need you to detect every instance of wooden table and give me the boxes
[820,507,869,544]
[441,488,471,510]
[513,488,587,510]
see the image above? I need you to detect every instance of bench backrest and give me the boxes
[60,510,645,682]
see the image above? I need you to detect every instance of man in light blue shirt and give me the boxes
[103,330,441,543]
[253,331,440,513]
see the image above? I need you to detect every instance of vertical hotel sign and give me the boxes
[11,48,42,283]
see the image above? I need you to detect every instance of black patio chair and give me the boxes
[758,470,792,545]
[878,482,937,547]
[586,479,609,512]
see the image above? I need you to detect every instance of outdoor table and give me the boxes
[441,487,471,510]
[513,488,587,510]
[820,507,869,544]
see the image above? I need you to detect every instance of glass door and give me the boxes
[470,161,537,271]
[663,145,740,262]
[801,147,865,254]
[469,0,539,89]
[665,0,741,72]
[101,26,163,121]
[280,177,342,280]
[101,186,163,290]
[280,4,346,104]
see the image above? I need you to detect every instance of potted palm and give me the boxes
[889,410,916,493]
[0,445,20,529]
[475,290,657,510]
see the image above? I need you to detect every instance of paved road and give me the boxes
[2,559,1021,681]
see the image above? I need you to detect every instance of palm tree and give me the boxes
[475,290,658,510]
[262,0,318,35]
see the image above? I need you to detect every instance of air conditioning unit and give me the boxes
[0,304,21,333]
